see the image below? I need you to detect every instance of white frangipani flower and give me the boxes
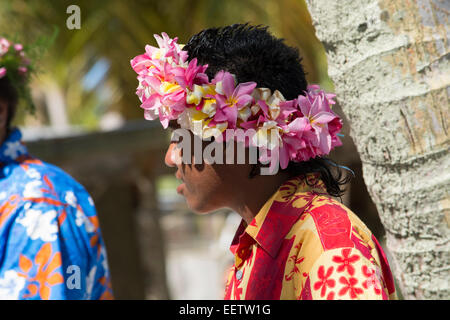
[17,209,58,242]
[23,180,43,198]
[0,270,26,300]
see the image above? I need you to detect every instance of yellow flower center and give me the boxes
[227,97,238,106]
[161,81,181,94]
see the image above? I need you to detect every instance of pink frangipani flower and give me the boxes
[213,72,256,128]
[174,58,209,91]
[297,92,341,156]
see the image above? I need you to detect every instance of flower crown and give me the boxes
[0,36,34,112]
[130,33,343,169]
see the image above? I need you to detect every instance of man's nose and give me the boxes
[164,142,177,168]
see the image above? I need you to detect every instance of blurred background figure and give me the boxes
[0,36,112,299]
[0,0,387,299]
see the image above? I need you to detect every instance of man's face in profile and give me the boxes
[164,127,252,214]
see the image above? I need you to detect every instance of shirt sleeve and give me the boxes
[299,247,390,300]
[0,185,113,300]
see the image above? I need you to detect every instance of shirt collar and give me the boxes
[230,173,328,259]
[0,128,29,164]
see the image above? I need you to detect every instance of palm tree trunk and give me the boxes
[306,0,449,299]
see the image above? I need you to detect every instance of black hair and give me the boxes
[184,23,351,197]
[0,76,18,135]
[184,23,307,100]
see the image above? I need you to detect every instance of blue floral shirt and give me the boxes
[0,128,113,299]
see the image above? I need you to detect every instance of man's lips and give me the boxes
[176,182,185,194]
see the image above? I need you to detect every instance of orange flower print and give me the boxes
[98,276,114,300]
[0,194,20,227]
[18,243,64,299]
[332,248,360,276]
[313,266,335,298]
[338,276,363,299]
[2,129,112,299]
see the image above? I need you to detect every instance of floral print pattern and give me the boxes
[224,173,397,300]
[0,129,113,299]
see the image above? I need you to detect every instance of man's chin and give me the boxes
[185,198,216,215]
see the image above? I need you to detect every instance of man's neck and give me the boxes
[229,172,291,225]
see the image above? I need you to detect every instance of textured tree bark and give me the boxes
[305,0,449,299]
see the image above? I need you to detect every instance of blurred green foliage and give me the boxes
[0,0,332,129]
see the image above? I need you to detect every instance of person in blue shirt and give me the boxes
[0,37,113,300]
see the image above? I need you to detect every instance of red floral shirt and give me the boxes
[224,173,397,300]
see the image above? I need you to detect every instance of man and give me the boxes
[131,24,397,300]
[0,37,112,299]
